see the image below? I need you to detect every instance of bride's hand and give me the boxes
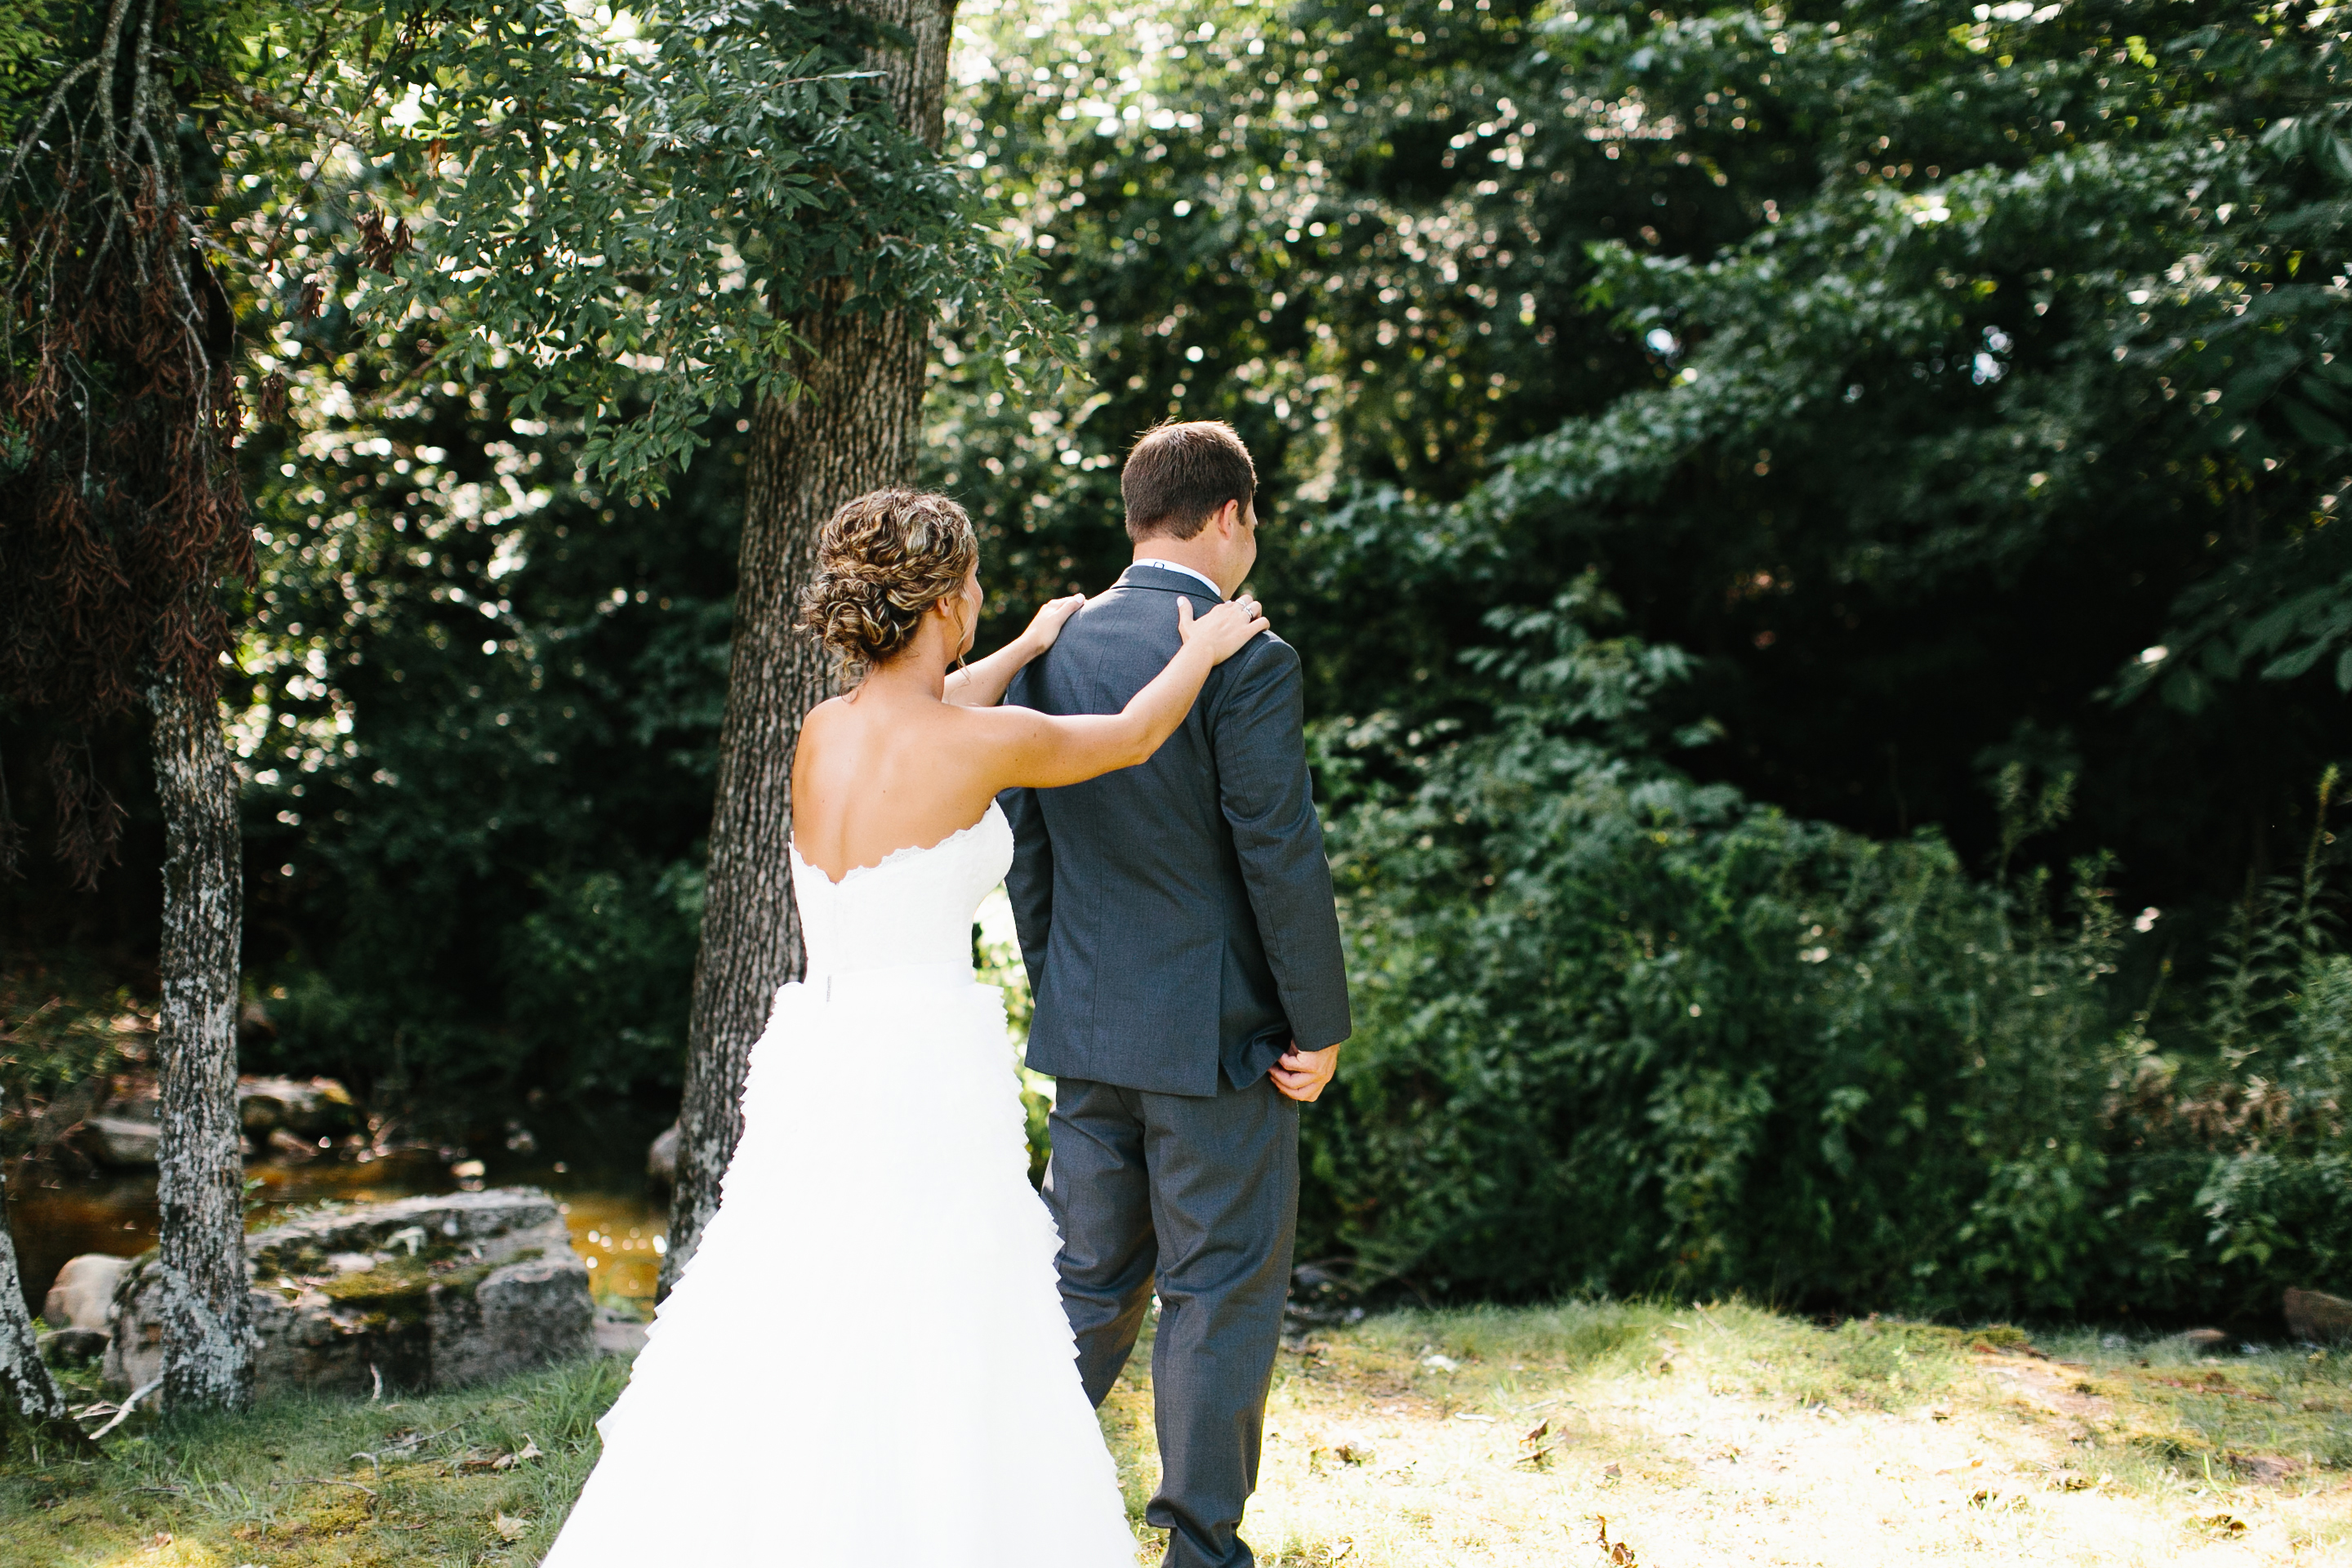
[1021,592,1088,654]
[1177,593,1271,663]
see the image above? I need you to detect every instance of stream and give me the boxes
[12,1135,670,1320]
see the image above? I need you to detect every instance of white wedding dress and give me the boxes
[543,802,1135,1566]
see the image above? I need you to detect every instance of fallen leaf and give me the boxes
[2194,1512,2249,1539]
[1523,1419,1550,1445]
[1330,1543,1353,1562]
[1592,1514,1641,1566]
[1928,1404,1953,1422]
[491,1512,528,1544]
[149,1534,172,1548]
[1421,1352,1460,1372]
[515,1437,544,1463]
[1603,1462,1623,1481]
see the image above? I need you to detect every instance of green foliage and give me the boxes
[937,0,2347,920]
[362,0,1071,491]
[1303,595,2352,1321]
[0,0,1065,494]
[0,959,145,1160]
[227,350,743,1111]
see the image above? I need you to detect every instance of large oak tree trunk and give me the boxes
[146,663,255,1410]
[662,0,960,1294]
[0,1169,91,1452]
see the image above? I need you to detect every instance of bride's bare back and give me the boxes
[791,565,1266,884]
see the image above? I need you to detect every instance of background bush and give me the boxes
[1301,584,2350,1321]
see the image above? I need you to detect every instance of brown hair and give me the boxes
[798,489,978,675]
[1120,420,1257,542]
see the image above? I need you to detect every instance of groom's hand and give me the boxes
[1270,1042,1340,1102]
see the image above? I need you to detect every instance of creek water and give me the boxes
[12,1140,669,1321]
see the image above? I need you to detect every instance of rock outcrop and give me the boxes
[38,1253,130,1364]
[2286,1287,2352,1343]
[82,1112,163,1168]
[79,1074,360,1168]
[105,1188,592,1396]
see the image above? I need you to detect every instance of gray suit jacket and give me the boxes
[1000,563,1352,1096]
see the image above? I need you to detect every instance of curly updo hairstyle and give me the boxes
[798,488,979,677]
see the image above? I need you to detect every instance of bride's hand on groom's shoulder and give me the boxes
[1178,593,1270,663]
[1019,592,1088,654]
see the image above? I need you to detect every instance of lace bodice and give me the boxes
[788,801,1013,977]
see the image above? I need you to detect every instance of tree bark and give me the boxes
[662,0,960,1294]
[0,1165,94,1452]
[146,662,255,1410]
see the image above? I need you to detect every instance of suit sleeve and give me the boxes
[1211,637,1353,1050]
[997,662,1054,992]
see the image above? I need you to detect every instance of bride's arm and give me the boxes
[944,594,1088,708]
[969,596,1270,789]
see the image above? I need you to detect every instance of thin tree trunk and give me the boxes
[662,0,960,1294]
[146,662,254,1410]
[0,1165,94,1452]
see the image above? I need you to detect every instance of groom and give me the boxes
[1001,420,1352,1568]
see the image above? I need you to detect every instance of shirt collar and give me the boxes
[1129,558,1225,599]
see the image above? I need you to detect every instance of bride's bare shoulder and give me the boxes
[799,694,856,732]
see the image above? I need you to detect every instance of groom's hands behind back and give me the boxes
[1270,1041,1340,1102]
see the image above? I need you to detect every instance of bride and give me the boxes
[541,488,1270,1566]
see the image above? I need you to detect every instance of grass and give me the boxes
[0,1357,624,1567]
[7,1303,2352,1566]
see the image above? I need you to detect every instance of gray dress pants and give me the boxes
[1042,1073,1299,1568]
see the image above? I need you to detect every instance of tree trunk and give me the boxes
[662,0,960,1294]
[0,1166,93,1452]
[146,662,255,1410]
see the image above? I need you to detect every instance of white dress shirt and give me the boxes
[1131,558,1225,599]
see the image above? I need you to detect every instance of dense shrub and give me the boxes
[1300,589,2350,1324]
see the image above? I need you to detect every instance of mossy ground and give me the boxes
[6,1303,2351,1566]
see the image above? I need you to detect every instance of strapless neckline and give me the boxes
[788,800,1006,889]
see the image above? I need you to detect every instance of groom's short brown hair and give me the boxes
[1120,420,1257,542]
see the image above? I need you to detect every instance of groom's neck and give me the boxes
[1130,537,1234,598]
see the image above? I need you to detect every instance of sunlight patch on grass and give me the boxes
[1102,1301,2352,1567]
[7,1304,2352,1566]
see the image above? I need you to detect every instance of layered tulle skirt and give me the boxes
[542,966,1135,1566]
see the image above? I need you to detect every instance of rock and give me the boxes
[44,1253,131,1331]
[647,1122,679,1190]
[593,1303,648,1356]
[267,1127,323,1160]
[237,1076,358,1140]
[105,1187,592,1398]
[38,1328,109,1366]
[82,1114,160,1167]
[2284,1288,2352,1343]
